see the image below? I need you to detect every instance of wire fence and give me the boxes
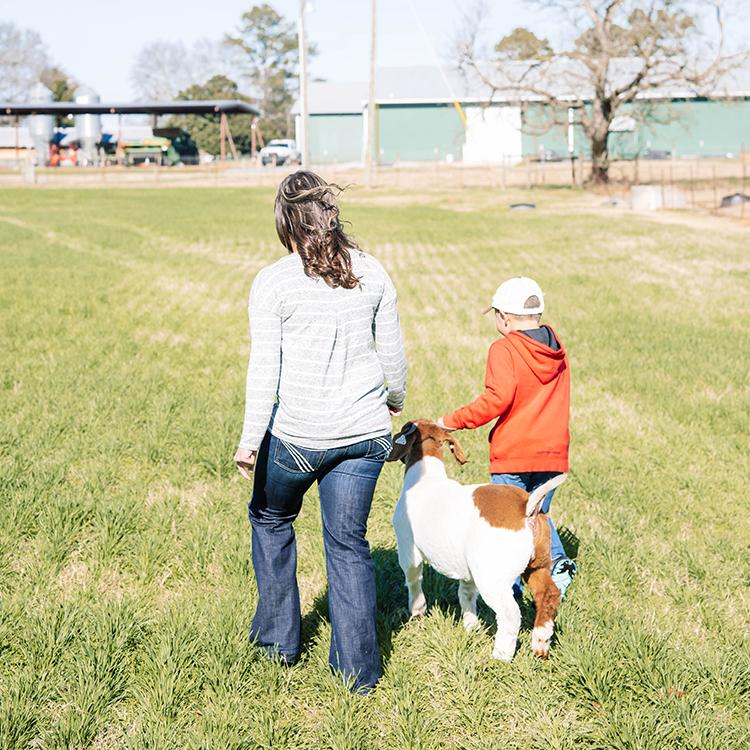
[1,154,748,218]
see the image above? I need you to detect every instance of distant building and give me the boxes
[294,64,750,165]
[0,125,156,166]
[0,127,34,165]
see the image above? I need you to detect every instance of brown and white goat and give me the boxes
[388,420,564,660]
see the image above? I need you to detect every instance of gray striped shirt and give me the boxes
[239,249,407,451]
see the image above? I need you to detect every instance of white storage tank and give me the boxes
[28,82,54,165]
[74,86,102,165]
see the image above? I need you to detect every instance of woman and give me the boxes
[234,170,407,692]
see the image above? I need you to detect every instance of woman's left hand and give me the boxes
[234,447,257,481]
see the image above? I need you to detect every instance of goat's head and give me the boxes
[386,420,467,468]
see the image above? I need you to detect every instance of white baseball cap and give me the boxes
[482,277,545,315]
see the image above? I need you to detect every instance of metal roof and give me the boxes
[0,100,259,116]
[295,62,750,114]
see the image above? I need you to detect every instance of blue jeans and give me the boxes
[249,431,392,692]
[491,472,566,562]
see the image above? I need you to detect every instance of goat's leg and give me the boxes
[395,545,425,618]
[458,579,479,631]
[478,584,521,662]
[394,517,426,617]
[404,559,426,618]
[524,567,561,658]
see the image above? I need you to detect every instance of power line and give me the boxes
[404,0,467,127]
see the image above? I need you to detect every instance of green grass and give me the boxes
[1,186,749,749]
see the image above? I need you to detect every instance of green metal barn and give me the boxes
[295,65,750,165]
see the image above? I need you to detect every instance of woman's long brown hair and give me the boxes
[274,170,360,289]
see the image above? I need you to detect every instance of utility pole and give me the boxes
[567,106,576,186]
[298,0,310,167]
[365,0,377,188]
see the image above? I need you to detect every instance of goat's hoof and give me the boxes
[462,613,480,631]
[409,595,427,619]
[492,646,516,662]
[531,623,554,658]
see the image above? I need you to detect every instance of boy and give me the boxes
[437,277,576,599]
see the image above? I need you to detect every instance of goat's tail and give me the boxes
[526,473,567,517]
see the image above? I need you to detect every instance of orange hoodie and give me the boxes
[443,327,570,474]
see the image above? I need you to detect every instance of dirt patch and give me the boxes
[145,480,213,514]
[57,557,90,597]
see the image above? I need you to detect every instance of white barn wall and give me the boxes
[462,105,523,164]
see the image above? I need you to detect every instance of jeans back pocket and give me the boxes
[365,435,393,461]
[273,438,325,474]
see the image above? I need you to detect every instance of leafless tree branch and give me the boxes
[457,0,749,182]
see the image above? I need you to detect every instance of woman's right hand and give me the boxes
[234,447,257,481]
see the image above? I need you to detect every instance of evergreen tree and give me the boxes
[168,75,254,156]
[225,4,314,141]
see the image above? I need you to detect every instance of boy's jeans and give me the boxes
[491,472,566,561]
[249,431,391,693]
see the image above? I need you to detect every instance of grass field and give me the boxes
[1,186,749,750]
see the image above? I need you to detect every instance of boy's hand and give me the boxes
[435,417,455,431]
[234,447,256,481]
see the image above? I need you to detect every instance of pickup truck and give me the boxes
[260,139,302,166]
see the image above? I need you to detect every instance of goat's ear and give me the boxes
[387,422,416,462]
[386,441,408,462]
[445,434,467,465]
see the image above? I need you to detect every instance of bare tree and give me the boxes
[458,1,748,183]
[0,22,50,101]
[130,39,242,101]
[131,41,193,100]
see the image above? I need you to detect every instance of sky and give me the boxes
[2,0,748,102]
[1,0,553,100]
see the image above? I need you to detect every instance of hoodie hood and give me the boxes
[506,326,566,384]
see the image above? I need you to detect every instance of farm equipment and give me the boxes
[118,128,198,167]
[95,127,199,167]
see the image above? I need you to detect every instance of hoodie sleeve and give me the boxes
[443,342,516,429]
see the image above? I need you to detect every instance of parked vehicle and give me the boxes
[643,148,671,160]
[260,139,301,166]
[531,149,565,162]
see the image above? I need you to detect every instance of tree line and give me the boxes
[0,4,307,155]
[132,4,310,152]
[2,2,748,180]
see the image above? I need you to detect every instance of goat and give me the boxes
[388,420,566,661]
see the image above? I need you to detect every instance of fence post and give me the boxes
[742,144,747,220]
[660,169,665,208]
[689,164,695,209]
[712,166,718,213]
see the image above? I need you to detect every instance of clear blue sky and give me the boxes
[1,0,747,101]
[0,0,551,100]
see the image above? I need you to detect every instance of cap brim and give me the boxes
[481,305,494,314]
